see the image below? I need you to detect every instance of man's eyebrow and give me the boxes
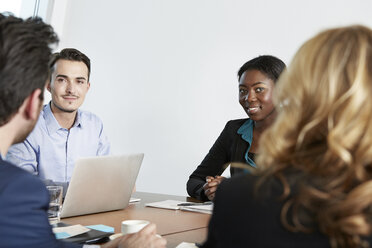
[55,74,87,81]
[55,74,68,79]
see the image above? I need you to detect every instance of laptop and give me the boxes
[60,153,144,218]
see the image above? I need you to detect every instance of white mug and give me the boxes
[121,220,150,235]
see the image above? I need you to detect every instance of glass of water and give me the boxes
[46,186,63,225]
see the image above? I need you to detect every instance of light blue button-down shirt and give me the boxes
[6,103,110,183]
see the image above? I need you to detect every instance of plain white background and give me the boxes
[44,0,372,196]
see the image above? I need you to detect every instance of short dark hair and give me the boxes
[0,14,58,126]
[49,48,91,80]
[237,55,286,82]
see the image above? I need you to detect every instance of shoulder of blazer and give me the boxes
[225,118,250,133]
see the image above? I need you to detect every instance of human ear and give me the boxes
[25,89,42,121]
[46,82,52,92]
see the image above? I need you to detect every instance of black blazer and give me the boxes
[187,119,250,201]
[201,174,339,248]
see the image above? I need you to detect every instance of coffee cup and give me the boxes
[121,220,150,235]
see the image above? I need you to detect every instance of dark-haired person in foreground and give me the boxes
[187,55,286,201]
[202,25,372,248]
[6,48,110,189]
[0,14,165,248]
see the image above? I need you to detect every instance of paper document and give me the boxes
[179,204,213,214]
[85,224,115,233]
[129,197,141,203]
[145,200,184,210]
[53,224,90,239]
[146,200,213,214]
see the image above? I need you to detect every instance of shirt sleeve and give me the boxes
[187,121,234,201]
[6,139,38,175]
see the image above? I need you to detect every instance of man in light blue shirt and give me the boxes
[6,48,110,184]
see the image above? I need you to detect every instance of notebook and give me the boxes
[60,153,144,218]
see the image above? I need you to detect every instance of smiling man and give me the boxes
[6,48,110,186]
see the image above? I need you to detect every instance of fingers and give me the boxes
[204,175,225,201]
[100,235,122,248]
[205,176,224,187]
[205,185,217,196]
[116,223,166,248]
[207,180,219,187]
[213,176,225,184]
[205,184,218,200]
[207,193,215,201]
[206,176,214,183]
[153,235,167,248]
[203,176,214,192]
[139,223,157,235]
[138,224,167,248]
[202,181,209,191]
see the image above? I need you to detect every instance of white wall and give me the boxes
[49,0,372,196]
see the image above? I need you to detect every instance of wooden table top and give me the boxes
[61,191,210,247]
[165,228,208,248]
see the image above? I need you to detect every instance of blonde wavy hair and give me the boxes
[256,25,372,248]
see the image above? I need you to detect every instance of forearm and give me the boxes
[187,177,208,201]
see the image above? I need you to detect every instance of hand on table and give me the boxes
[102,223,166,248]
[203,176,225,201]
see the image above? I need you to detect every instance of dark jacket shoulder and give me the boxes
[224,118,250,133]
[0,159,42,189]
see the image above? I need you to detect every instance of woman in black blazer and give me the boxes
[187,55,286,201]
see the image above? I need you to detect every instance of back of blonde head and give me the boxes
[257,25,372,248]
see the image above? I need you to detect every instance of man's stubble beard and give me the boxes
[52,101,77,113]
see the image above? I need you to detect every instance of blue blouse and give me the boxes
[237,119,256,167]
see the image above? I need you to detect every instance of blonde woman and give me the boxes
[201,25,372,248]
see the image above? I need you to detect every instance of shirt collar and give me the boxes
[237,118,254,145]
[73,109,83,128]
[237,118,256,167]
[44,102,83,134]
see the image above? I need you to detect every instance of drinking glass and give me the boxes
[46,185,63,225]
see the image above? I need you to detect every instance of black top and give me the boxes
[187,119,252,201]
[201,173,372,248]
